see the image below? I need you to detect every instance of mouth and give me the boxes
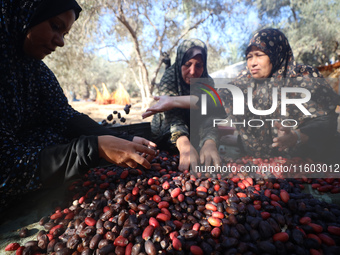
[186,75,198,81]
[45,47,55,54]
[251,69,259,74]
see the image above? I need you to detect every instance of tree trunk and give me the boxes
[116,0,151,109]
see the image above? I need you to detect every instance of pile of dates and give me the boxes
[222,155,340,194]
[5,152,340,255]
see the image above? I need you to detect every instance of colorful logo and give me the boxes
[198,82,223,107]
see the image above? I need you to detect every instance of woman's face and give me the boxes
[246,46,273,79]
[181,55,204,84]
[23,10,76,60]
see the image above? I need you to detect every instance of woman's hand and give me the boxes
[142,96,174,119]
[176,136,199,171]
[98,136,157,169]
[200,139,221,167]
[132,136,158,162]
[272,122,308,151]
[132,136,157,148]
[142,95,199,119]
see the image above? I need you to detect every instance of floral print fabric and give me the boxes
[220,28,340,159]
[0,0,82,208]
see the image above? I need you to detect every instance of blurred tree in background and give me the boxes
[248,0,340,66]
[44,0,101,100]
[44,0,339,106]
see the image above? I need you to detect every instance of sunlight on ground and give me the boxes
[70,98,146,124]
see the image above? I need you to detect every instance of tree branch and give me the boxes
[115,0,150,98]
[92,44,130,62]
[150,11,213,93]
[168,10,213,53]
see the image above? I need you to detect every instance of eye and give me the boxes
[50,22,60,31]
[196,63,204,69]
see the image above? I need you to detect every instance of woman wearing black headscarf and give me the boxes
[149,39,226,171]
[220,28,340,162]
[0,0,156,210]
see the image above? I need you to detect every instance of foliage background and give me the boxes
[44,0,340,105]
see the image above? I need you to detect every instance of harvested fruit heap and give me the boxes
[5,152,340,255]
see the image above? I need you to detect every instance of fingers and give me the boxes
[275,121,291,133]
[136,157,151,169]
[136,137,154,147]
[149,141,157,148]
[272,136,288,151]
[144,153,157,163]
[200,153,205,165]
[272,141,279,148]
[190,156,198,171]
[133,141,156,154]
[142,111,152,119]
[201,152,221,168]
[127,154,151,169]
[178,160,189,171]
[274,121,281,129]
[200,153,211,167]
[212,153,221,167]
[178,151,191,171]
[144,139,157,148]
[190,160,198,171]
[272,135,283,147]
[122,151,152,170]
[125,159,138,169]
[125,140,157,169]
[132,137,157,149]
[142,110,156,119]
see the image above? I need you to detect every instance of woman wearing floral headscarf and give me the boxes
[0,0,156,211]
[150,39,226,171]
[220,28,340,162]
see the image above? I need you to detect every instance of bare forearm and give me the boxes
[172,95,199,109]
[176,135,191,151]
[143,95,199,119]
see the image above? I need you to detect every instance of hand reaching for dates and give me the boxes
[272,122,307,151]
[200,139,221,168]
[132,136,158,162]
[98,136,157,169]
[178,143,200,171]
[176,136,199,171]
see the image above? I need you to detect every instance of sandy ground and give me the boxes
[71,99,340,133]
[70,98,150,125]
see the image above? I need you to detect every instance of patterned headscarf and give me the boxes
[220,28,340,158]
[0,0,82,206]
[159,38,210,97]
[1,0,82,52]
[28,0,82,29]
[245,28,293,78]
[151,39,214,148]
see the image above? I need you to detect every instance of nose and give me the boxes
[249,56,258,67]
[54,33,65,47]
[189,65,196,75]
